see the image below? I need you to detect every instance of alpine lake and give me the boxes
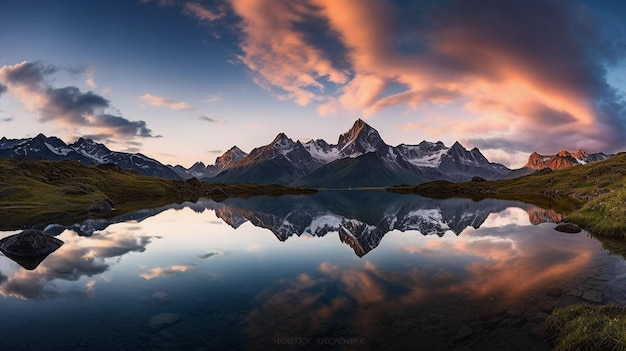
[2,190,626,351]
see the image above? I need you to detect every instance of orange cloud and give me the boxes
[226,0,626,154]
[184,2,226,22]
[140,93,193,110]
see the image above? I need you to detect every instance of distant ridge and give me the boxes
[508,149,611,178]
[0,134,179,179]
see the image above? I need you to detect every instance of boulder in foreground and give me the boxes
[0,229,64,257]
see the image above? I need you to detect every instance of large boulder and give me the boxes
[0,229,64,270]
[86,199,114,214]
[0,229,64,257]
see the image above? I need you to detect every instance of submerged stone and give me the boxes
[0,229,64,257]
[148,313,180,329]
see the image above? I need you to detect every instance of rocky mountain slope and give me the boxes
[0,134,179,178]
[208,119,510,187]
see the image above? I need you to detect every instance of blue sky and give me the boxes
[1,0,625,167]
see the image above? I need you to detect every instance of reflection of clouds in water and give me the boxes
[403,224,595,299]
[480,208,531,228]
[140,264,194,280]
[246,223,599,344]
[0,232,154,299]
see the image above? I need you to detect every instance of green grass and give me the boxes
[388,152,626,237]
[547,304,626,351]
[0,159,316,229]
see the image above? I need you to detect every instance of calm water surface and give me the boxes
[1,191,626,350]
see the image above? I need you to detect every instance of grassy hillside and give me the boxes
[0,159,316,229]
[389,152,626,236]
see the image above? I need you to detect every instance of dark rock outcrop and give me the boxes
[87,199,114,213]
[0,229,64,257]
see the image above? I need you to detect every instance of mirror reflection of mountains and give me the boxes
[42,191,564,257]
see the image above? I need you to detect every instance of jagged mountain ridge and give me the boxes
[0,133,179,178]
[506,149,611,178]
[208,119,511,186]
[525,150,609,170]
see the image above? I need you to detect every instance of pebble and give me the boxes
[546,287,562,298]
[452,324,474,343]
[582,290,603,303]
[148,313,180,329]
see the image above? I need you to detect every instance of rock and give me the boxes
[148,313,180,329]
[534,312,549,322]
[582,290,603,303]
[86,200,114,214]
[471,176,487,182]
[530,321,549,340]
[0,229,64,257]
[0,229,64,270]
[510,316,526,327]
[506,308,524,317]
[479,308,507,322]
[0,188,17,199]
[152,292,171,304]
[546,287,562,298]
[452,324,474,343]
[554,223,581,233]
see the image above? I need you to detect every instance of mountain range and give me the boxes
[37,191,563,257]
[200,119,511,187]
[0,134,180,178]
[0,119,611,187]
[507,149,610,178]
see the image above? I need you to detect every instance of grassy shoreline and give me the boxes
[0,159,316,230]
[388,152,626,237]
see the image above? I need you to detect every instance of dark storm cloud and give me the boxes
[0,61,156,138]
[0,83,7,96]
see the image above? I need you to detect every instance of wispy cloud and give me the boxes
[198,115,218,122]
[184,2,226,22]
[85,66,97,89]
[0,61,155,139]
[0,117,13,122]
[203,94,221,103]
[140,93,194,110]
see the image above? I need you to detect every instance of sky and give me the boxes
[0,0,625,168]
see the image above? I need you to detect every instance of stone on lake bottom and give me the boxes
[452,324,473,343]
[148,313,180,329]
[152,292,170,304]
[581,290,603,303]
[546,287,562,298]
